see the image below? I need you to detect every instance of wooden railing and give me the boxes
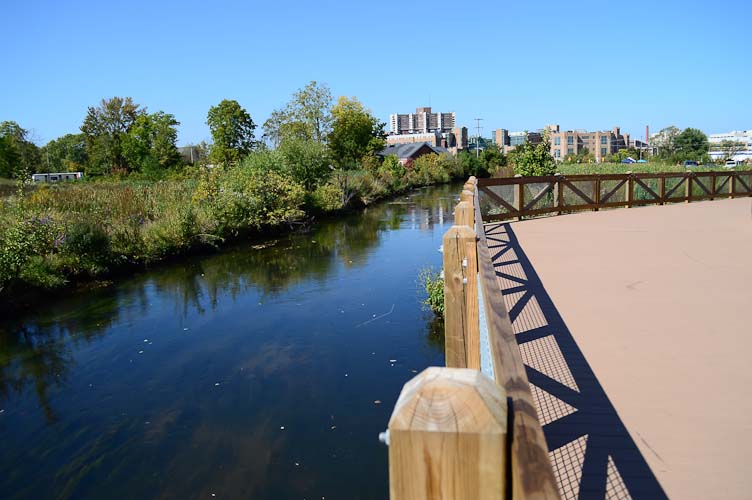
[384,178,560,500]
[478,170,752,221]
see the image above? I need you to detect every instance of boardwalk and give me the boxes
[486,198,752,499]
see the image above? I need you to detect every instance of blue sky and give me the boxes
[2,0,750,145]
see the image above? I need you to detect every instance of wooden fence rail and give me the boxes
[478,170,752,222]
[385,177,560,499]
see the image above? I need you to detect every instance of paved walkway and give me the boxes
[486,198,752,499]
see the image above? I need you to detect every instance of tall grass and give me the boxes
[0,152,471,297]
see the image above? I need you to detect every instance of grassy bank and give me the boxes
[0,152,469,301]
[557,161,750,175]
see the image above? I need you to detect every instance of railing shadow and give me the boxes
[484,221,667,500]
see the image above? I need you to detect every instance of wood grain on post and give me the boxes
[685,172,692,203]
[443,225,479,369]
[388,367,507,500]
[625,172,633,208]
[460,189,474,205]
[730,173,736,197]
[455,201,473,227]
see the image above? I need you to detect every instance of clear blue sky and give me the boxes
[2,0,750,145]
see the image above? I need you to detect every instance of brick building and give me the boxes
[547,125,629,162]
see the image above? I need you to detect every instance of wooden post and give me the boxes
[659,176,666,205]
[454,201,473,227]
[388,367,507,500]
[685,172,693,203]
[460,189,474,205]
[710,174,716,200]
[443,226,479,369]
[513,174,523,221]
[625,172,633,208]
[730,173,736,198]
[553,173,563,215]
[593,177,601,211]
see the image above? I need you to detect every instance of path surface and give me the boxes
[487,198,752,499]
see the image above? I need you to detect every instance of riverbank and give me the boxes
[0,156,470,313]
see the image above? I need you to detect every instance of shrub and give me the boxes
[309,182,345,212]
[196,166,306,234]
[419,267,444,317]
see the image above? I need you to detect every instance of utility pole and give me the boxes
[474,118,483,158]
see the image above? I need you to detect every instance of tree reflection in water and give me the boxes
[0,183,458,498]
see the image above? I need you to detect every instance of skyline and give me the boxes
[2,0,750,146]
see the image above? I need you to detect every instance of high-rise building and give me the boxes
[389,107,456,135]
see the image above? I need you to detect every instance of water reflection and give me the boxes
[0,183,458,500]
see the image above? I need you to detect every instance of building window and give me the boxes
[601,136,607,145]
[554,137,561,145]
[567,136,574,145]
[555,149,560,158]
[567,148,574,155]
[601,147,607,156]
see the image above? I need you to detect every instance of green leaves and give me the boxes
[509,133,556,177]
[327,96,385,169]
[206,100,257,166]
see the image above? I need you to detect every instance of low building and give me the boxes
[490,129,542,154]
[31,172,84,182]
[377,142,449,166]
[386,132,442,147]
[547,125,629,162]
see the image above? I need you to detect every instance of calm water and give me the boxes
[0,183,458,500]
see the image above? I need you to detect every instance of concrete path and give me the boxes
[487,198,752,499]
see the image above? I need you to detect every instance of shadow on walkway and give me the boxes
[485,222,667,500]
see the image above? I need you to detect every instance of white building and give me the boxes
[708,130,752,147]
[31,172,84,182]
[708,130,752,161]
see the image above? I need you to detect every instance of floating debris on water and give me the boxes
[389,359,397,363]
[374,400,381,405]
[138,350,144,354]
[183,328,189,331]
[280,426,285,430]
[330,425,336,430]
[143,339,149,343]
[214,382,221,386]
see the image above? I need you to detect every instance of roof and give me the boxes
[377,142,448,159]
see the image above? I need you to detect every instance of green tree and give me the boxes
[122,111,181,174]
[327,96,385,169]
[278,137,331,190]
[80,97,144,175]
[206,99,257,166]
[674,128,709,161]
[264,81,333,145]
[40,134,88,173]
[0,121,40,178]
[509,132,556,176]
[0,135,18,178]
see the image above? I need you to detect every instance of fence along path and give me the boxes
[477,170,752,221]
[383,177,560,500]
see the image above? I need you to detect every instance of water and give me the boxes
[0,183,458,500]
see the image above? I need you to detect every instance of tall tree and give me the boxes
[652,126,680,158]
[327,96,385,168]
[264,81,333,146]
[206,99,256,166]
[0,121,40,177]
[80,97,144,175]
[122,111,181,174]
[674,128,709,160]
[40,134,88,173]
